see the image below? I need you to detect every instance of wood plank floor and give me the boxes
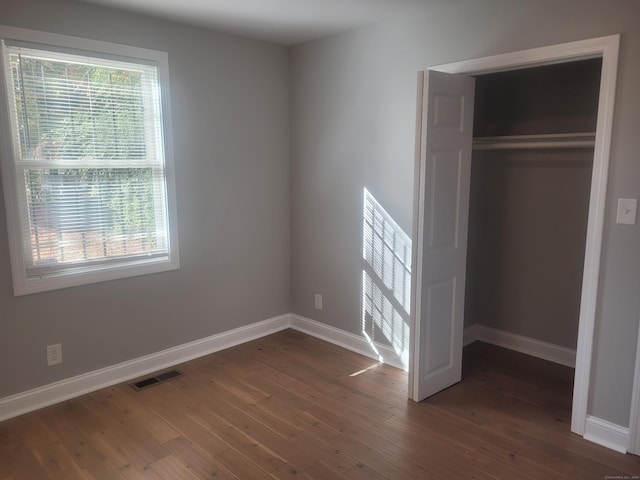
[1,329,639,479]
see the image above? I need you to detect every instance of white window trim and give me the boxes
[0,26,180,295]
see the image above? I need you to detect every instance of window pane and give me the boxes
[9,53,154,164]
[24,167,167,270]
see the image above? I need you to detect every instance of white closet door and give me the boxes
[412,70,475,401]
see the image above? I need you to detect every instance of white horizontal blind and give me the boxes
[4,45,169,276]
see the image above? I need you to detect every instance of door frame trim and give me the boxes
[409,34,620,437]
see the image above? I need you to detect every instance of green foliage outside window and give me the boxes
[11,53,161,264]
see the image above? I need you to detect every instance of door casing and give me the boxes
[409,34,620,437]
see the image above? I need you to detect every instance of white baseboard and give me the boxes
[0,317,577,423]
[0,313,409,422]
[465,325,630,453]
[290,314,407,371]
[2,314,626,456]
[584,415,629,454]
[0,314,291,422]
[464,324,576,368]
[463,324,480,347]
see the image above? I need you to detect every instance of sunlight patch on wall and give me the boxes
[362,188,411,369]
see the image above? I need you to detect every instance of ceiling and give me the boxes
[77,0,425,45]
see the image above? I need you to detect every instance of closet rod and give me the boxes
[473,132,595,150]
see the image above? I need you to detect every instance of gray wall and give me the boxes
[464,150,592,349]
[290,0,640,427]
[0,0,290,397]
[464,61,598,348]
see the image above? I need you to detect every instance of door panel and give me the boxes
[425,279,455,372]
[411,70,475,401]
[429,151,462,249]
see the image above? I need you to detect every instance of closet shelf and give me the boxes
[472,132,596,150]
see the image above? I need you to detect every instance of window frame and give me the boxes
[0,26,179,295]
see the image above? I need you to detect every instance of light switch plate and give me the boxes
[616,198,638,225]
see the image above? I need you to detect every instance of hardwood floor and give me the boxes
[1,329,639,479]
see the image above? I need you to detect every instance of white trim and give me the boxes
[0,313,411,422]
[464,325,629,455]
[408,70,426,401]
[627,320,640,455]
[409,35,620,438]
[463,324,480,347]
[0,314,290,422]
[584,415,629,454]
[571,35,619,437]
[290,314,406,371]
[464,325,576,368]
[0,310,630,455]
[430,35,619,75]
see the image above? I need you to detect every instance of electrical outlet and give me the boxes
[315,293,323,310]
[47,343,62,366]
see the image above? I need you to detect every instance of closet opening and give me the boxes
[465,57,602,361]
[461,57,602,431]
[410,36,620,444]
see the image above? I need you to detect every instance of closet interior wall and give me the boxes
[464,59,602,351]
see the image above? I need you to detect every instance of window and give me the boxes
[0,27,179,295]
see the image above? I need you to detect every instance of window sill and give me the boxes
[13,256,179,296]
